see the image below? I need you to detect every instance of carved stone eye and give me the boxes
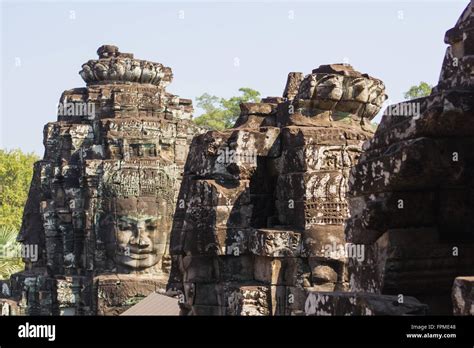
[118,221,132,230]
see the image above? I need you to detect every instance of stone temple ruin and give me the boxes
[347,1,474,315]
[2,2,473,317]
[167,64,427,316]
[167,1,474,316]
[7,45,201,315]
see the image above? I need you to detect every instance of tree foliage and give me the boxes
[193,88,261,130]
[0,149,38,231]
[404,82,432,100]
[0,149,38,279]
[0,226,24,279]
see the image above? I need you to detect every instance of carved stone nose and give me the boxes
[129,235,150,248]
[138,239,149,247]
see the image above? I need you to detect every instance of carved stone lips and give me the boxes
[127,246,153,255]
[126,253,150,260]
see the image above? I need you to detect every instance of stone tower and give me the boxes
[167,64,407,315]
[346,1,474,315]
[11,45,201,315]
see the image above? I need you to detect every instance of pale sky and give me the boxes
[0,0,469,155]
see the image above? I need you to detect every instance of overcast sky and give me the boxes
[0,0,468,155]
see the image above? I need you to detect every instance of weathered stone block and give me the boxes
[254,256,298,286]
[283,286,307,316]
[184,128,280,179]
[281,145,361,174]
[304,291,428,316]
[94,274,167,316]
[249,228,302,257]
[302,225,346,259]
[182,256,218,283]
[281,126,348,148]
[346,191,437,244]
[217,255,255,282]
[277,171,348,203]
[239,102,277,115]
[191,305,226,315]
[194,283,220,306]
[227,285,271,316]
[349,229,474,296]
[349,138,444,195]
[452,276,474,315]
[184,179,251,208]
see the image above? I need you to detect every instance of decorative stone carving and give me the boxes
[168,63,392,315]
[10,45,202,315]
[346,2,474,315]
[79,45,173,88]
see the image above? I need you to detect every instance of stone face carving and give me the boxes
[346,2,474,315]
[6,3,472,317]
[167,63,404,315]
[98,161,177,272]
[10,45,202,315]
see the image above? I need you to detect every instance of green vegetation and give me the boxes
[0,226,24,279]
[193,88,261,130]
[404,82,432,100]
[0,149,38,279]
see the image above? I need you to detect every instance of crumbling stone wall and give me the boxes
[9,45,202,315]
[166,64,419,315]
[346,2,474,315]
